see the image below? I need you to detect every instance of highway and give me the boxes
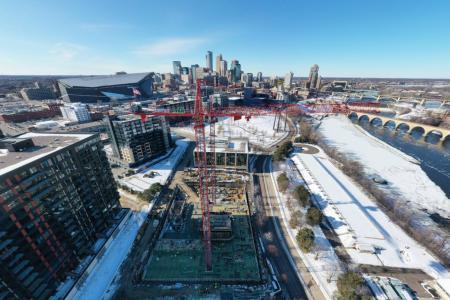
[252,154,308,300]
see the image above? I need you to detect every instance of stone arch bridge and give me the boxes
[349,112,450,141]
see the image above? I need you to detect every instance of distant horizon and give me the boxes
[1,73,450,81]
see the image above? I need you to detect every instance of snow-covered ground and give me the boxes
[176,116,288,148]
[70,204,151,300]
[317,115,449,218]
[120,139,189,192]
[65,140,189,299]
[291,150,450,281]
[270,160,342,299]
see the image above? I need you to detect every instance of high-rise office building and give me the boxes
[241,73,253,87]
[172,61,182,76]
[284,72,294,89]
[105,114,171,167]
[0,133,121,299]
[256,72,263,82]
[307,64,319,90]
[215,54,222,75]
[220,60,228,77]
[230,60,241,83]
[191,64,199,82]
[205,51,213,71]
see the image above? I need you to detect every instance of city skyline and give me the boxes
[1,0,450,78]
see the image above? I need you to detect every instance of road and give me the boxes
[252,154,308,300]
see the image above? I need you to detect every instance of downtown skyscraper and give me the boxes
[229,60,241,83]
[215,54,222,75]
[205,51,213,71]
[284,71,294,89]
[307,64,320,90]
[172,61,182,76]
[220,60,228,77]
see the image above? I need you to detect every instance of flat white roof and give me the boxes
[196,137,249,154]
[0,132,92,176]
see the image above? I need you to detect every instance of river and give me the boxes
[348,115,450,200]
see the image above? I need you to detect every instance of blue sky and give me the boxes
[1,0,449,78]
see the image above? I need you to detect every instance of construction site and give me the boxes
[108,81,386,298]
[111,165,279,298]
[142,169,260,283]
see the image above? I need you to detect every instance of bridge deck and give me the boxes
[349,112,450,140]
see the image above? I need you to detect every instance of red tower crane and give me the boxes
[136,80,256,271]
[135,81,380,271]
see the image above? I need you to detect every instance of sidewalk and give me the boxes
[261,159,327,300]
[268,159,342,299]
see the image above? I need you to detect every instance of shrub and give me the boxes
[336,271,364,300]
[298,121,318,144]
[293,185,310,207]
[296,227,315,252]
[289,211,302,229]
[273,141,293,161]
[306,207,323,226]
[139,183,162,202]
[277,172,289,192]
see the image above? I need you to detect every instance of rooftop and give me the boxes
[196,137,249,153]
[58,72,152,88]
[0,132,92,176]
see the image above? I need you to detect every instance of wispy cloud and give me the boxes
[133,38,207,57]
[80,22,133,32]
[49,42,86,60]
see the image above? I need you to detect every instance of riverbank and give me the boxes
[316,115,449,219]
[291,150,449,281]
[358,121,450,198]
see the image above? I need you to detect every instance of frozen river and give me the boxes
[354,116,450,199]
[317,115,449,220]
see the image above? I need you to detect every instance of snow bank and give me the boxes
[318,115,449,218]
[71,205,151,300]
[270,161,341,299]
[292,151,450,280]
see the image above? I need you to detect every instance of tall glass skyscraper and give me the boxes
[205,51,213,71]
[172,61,182,76]
[230,60,241,82]
[191,64,199,82]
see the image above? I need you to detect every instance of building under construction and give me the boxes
[142,169,260,283]
[194,137,249,170]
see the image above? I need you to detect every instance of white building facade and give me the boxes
[60,103,91,122]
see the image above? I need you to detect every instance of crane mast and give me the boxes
[193,80,213,271]
[134,83,381,272]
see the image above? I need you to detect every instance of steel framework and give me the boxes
[135,83,381,270]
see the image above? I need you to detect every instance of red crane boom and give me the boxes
[135,81,381,271]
